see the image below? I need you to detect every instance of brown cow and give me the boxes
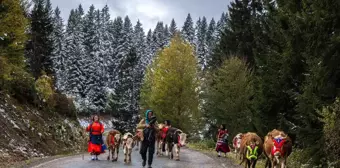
[106,129,121,162]
[239,132,263,168]
[233,133,243,160]
[263,129,292,168]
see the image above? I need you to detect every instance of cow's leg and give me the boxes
[156,140,160,156]
[115,145,119,161]
[128,149,132,163]
[175,144,180,161]
[271,158,277,168]
[165,143,168,154]
[281,158,286,168]
[264,158,270,168]
[107,147,110,160]
[252,159,257,168]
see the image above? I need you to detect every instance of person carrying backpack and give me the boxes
[86,114,104,160]
[140,115,157,168]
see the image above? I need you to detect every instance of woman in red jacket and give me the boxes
[215,124,230,157]
[86,114,104,160]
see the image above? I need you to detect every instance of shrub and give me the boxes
[53,93,77,119]
[34,74,54,102]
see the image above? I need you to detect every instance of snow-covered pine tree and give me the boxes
[195,16,208,71]
[215,12,227,44]
[163,24,171,47]
[87,9,106,113]
[133,20,146,118]
[100,5,113,88]
[206,18,217,65]
[181,13,195,46]
[107,16,124,89]
[108,16,136,131]
[169,18,178,38]
[26,0,54,78]
[145,29,155,65]
[64,9,86,103]
[51,7,66,91]
[82,5,99,111]
[152,22,165,49]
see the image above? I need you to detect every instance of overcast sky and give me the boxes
[50,0,231,31]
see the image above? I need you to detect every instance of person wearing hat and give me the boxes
[140,115,157,168]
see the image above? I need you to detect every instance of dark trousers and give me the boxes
[140,141,155,166]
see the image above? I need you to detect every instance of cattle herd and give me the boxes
[232,129,293,168]
[104,124,187,164]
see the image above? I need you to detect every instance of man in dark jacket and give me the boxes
[140,116,157,168]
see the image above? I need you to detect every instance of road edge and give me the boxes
[0,152,86,168]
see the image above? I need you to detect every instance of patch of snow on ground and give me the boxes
[10,119,20,129]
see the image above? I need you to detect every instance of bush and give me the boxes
[34,74,54,102]
[0,57,36,103]
[53,93,77,119]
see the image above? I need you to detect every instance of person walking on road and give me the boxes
[138,110,157,168]
[86,114,105,160]
[215,124,230,157]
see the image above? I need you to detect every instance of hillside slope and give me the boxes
[0,94,86,166]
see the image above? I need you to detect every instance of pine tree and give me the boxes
[163,24,171,47]
[153,22,165,49]
[133,20,146,116]
[107,16,124,89]
[26,0,54,78]
[83,5,96,56]
[215,12,227,43]
[145,29,155,65]
[100,5,113,87]
[210,0,257,69]
[51,7,66,91]
[169,18,177,38]
[109,46,139,132]
[64,9,86,99]
[206,18,216,65]
[181,13,195,46]
[195,17,208,70]
[204,56,253,138]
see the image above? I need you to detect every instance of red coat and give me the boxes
[86,122,104,135]
[86,122,104,154]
